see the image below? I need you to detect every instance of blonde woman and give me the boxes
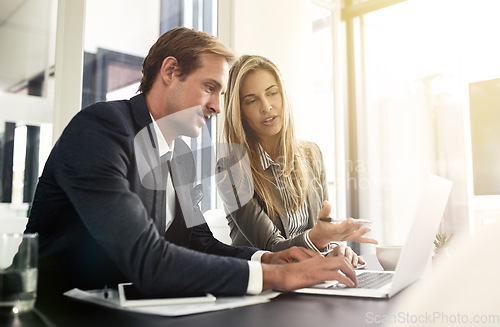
[218,55,377,266]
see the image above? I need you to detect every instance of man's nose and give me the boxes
[209,95,221,114]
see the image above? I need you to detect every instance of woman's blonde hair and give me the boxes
[222,55,309,220]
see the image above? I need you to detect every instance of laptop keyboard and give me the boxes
[356,272,393,289]
[312,272,393,289]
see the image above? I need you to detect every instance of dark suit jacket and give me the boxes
[27,94,257,299]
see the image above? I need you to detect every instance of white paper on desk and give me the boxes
[64,288,280,317]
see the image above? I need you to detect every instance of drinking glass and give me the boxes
[0,233,38,314]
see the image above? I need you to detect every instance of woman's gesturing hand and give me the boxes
[309,201,378,249]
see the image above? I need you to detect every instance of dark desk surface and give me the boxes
[3,254,407,327]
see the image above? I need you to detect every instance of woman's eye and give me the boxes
[245,98,256,105]
[206,85,214,92]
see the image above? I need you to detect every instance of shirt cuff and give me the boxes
[246,261,263,295]
[304,230,339,256]
[251,250,267,262]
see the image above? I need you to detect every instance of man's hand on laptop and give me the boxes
[261,246,322,264]
[262,256,357,291]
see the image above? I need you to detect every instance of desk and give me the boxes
[3,254,408,327]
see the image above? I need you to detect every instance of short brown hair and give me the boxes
[139,27,235,94]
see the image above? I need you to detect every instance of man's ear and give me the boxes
[160,56,178,85]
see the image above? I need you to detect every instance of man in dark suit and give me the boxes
[27,27,357,301]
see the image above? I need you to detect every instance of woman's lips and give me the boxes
[262,116,277,125]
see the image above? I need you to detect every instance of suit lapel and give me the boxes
[306,164,323,229]
[130,94,166,234]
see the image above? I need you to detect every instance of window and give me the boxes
[311,0,500,251]
[0,0,56,216]
[310,5,337,214]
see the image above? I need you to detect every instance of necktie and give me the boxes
[160,151,172,189]
[161,151,175,231]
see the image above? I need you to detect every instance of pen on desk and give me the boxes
[104,285,108,299]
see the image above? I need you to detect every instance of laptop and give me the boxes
[294,173,453,299]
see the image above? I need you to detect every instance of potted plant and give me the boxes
[433,232,453,266]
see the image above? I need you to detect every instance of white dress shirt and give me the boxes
[150,116,264,294]
[150,116,175,231]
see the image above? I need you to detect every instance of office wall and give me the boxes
[218,0,313,138]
